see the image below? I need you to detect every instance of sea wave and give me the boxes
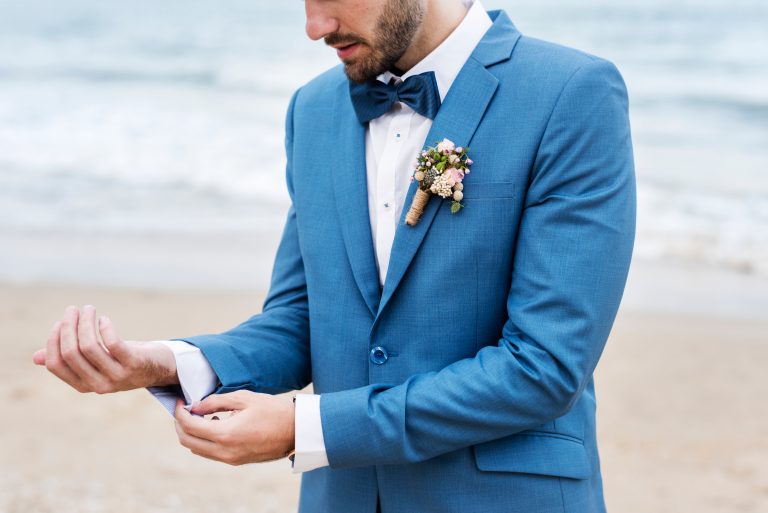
[636,183,768,276]
[1,0,766,281]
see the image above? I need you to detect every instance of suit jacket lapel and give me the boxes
[376,11,522,319]
[332,86,381,317]
[328,10,522,320]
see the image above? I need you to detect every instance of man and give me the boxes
[33,0,636,511]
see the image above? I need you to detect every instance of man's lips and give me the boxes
[335,42,361,60]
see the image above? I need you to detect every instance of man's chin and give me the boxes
[342,62,383,84]
[338,49,387,84]
[343,66,368,84]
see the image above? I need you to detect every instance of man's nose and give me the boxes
[304,0,340,41]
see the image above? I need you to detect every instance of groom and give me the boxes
[34,0,635,511]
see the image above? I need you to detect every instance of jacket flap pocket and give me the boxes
[473,432,592,480]
[460,181,516,199]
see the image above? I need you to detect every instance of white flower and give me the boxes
[429,173,453,198]
[453,190,464,201]
[437,138,455,154]
[414,171,425,181]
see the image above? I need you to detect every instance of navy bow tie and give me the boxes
[349,71,442,123]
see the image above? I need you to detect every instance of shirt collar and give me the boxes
[379,0,492,102]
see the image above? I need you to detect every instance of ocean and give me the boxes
[1,0,767,285]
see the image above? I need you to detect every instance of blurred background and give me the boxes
[1,0,766,512]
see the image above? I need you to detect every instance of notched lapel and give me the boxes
[377,58,500,318]
[333,10,522,321]
[332,87,381,317]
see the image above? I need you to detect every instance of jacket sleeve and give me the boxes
[174,88,312,395]
[319,58,637,468]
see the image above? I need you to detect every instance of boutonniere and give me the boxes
[405,138,473,226]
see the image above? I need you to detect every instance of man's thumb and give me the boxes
[32,348,46,365]
[190,391,248,415]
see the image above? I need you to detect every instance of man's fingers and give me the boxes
[174,420,225,461]
[78,305,122,376]
[98,316,132,363]
[174,399,223,442]
[190,391,248,416]
[173,400,239,465]
[58,306,104,387]
[44,319,86,391]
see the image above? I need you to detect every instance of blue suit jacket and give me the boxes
[180,10,635,513]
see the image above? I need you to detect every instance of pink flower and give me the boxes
[450,167,465,183]
[437,138,455,154]
[466,158,473,166]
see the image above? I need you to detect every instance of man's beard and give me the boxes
[326,0,424,83]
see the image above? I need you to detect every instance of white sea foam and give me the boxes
[636,184,768,276]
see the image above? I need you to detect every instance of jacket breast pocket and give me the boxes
[473,431,592,480]
[459,181,516,199]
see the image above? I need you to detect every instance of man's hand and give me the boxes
[174,391,295,466]
[32,305,179,393]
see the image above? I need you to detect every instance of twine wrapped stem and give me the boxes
[405,188,431,226]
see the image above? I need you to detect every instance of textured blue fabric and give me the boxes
[177,9,635,513]
[349,71,441,123]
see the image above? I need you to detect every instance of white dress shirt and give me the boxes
[149,0,492,474]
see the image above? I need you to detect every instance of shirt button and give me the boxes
[383,202,390,208]
[369,346,389,365]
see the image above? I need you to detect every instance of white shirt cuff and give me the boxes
[292,394,329,473]
[146,340,219,416]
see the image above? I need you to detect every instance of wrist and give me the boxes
[143,341,179,387]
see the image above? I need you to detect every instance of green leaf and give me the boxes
[450,201,464,214]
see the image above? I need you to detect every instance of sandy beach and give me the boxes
[1,279,766,513]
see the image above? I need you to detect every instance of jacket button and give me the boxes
[369,346,389,365]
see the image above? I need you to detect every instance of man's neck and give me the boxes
[393,0,470,73]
